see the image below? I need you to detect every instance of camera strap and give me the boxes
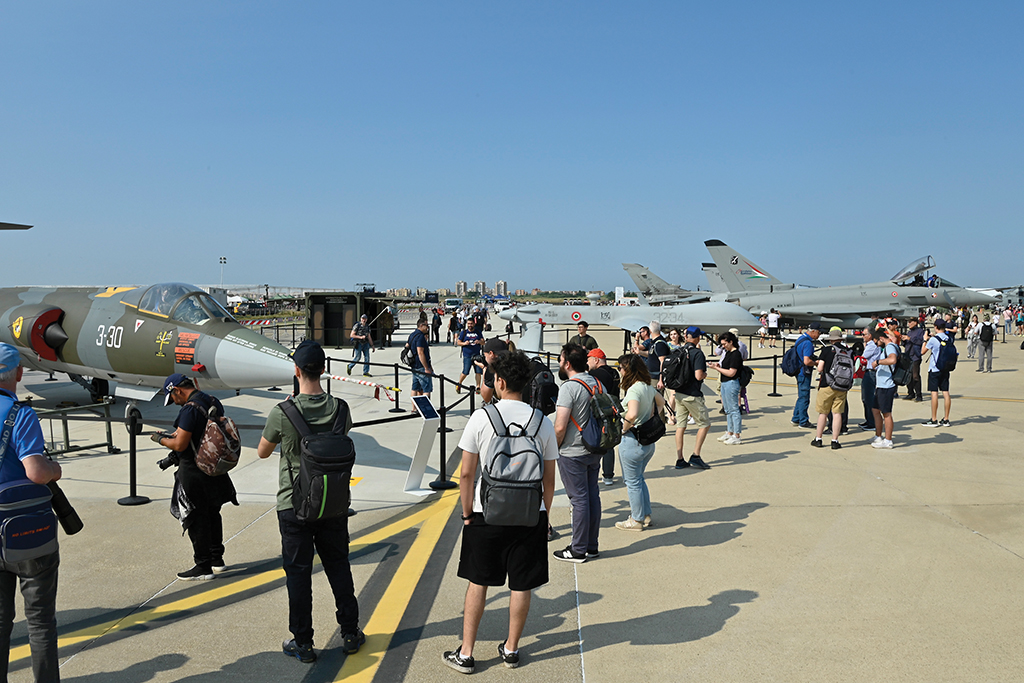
[0,401,22,470]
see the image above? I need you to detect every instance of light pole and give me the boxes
[219,257,227,286]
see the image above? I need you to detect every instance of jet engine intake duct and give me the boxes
[12,306,68,362]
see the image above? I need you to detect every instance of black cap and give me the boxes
[291,340,326,370]
[483,338,508,354]
[808,322,823,331]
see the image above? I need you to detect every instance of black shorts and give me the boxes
[874,385,897,414]
[457,511,548,591]
[768,326,779,338]
[928,370,950,393]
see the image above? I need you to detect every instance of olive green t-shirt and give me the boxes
[262,393,352,511]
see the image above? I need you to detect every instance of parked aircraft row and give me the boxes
[624,240,998,329]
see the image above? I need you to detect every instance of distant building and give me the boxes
[455,281,468,297]
[416,287,428,297]
[437,288,451,297]
[514,289,527,296]
[495,280,508,297]
[473,280,486,296]
[531,288,541,295]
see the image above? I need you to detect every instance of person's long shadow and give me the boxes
[63,653,188,683]
[708,449,796,467]
[599,501,768,556]
[531,589,759,662]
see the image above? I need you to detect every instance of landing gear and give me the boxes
[124,403,143,436]
[67,374,110,404]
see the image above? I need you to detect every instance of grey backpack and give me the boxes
[825,345,855,391]
[478,404,545,527]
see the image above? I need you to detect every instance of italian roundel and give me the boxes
[571,311,582,322]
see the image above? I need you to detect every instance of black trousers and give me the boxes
[278,509,359,645]
[187,505,224,567]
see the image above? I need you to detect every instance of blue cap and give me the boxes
[163,373,189,406]
[808,322,823,331]
[0,343,20,374]
[685,326,702,338]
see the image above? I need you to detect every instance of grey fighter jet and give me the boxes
[499,300,759,354]
[703,240,998,328]
[621,263,711,305]
[0,282,295,402]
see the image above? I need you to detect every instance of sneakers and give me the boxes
[553,547,587,563]
[443,646,475,674]
[602,477,615,486]
[921,420,938,427]
[615,517,644,531]
[939,419,951,427]
[717,433,730,442]
[498,640,520,669]
[724,435,742,445]
[797,421,815,429]
[687,416,696,425]
[689,455,711,470]
[211,559,227,575]
[346,365,353,375]
[283,639,316,664]
[643,515,653,528]
[675,458,691,469]
[810,438,823,448]
[342,629,366,655]
[363,373,372,378]
[546,524,558,542]
[870,435,883,445]
[586,549,600,558]
[871,438,894,449]
[177,564,214,581]
[859,423,876,431]
[831,441,842,450]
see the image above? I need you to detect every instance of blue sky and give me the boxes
[2,2,1021,292]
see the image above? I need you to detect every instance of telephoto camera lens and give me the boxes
[47,482,84,535]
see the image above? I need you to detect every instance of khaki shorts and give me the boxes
[816,386,848,414]
[675,394,710,429]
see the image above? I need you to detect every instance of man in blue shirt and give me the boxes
[791,323,822,428]
[408,319,434,411]
[922,319,954,427]
[870,325,901,449]
[0,344,63,682]
[456,318,484,394]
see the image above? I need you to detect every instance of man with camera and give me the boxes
[0,344,63,682]
[153,374,238,581]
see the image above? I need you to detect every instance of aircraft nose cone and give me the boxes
[212,329,296,389]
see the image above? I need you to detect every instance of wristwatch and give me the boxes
[461,512,474,520]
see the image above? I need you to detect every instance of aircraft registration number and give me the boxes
[96,325,124,349]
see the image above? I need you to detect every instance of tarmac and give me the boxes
[6,323,1024,682]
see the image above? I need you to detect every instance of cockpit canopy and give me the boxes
[124,283,236,324]
[891,256,936,284]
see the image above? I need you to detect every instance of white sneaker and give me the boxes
[871,439,894,449]
[725,435,742,445]
[870,436,882,445]
[687,416,696,425]
[717,433,731,442]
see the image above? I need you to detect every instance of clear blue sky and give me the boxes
[2,2,1021,291]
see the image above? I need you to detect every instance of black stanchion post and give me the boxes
[437,375,452,433]
[430,375,458,491]
[326,358,331,395]
[768,354,782,397]
[389,363,405,413]
[118,412,150,506]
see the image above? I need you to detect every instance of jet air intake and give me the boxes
[9,305,68,362]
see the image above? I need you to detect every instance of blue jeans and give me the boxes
[411,370,433,393]
[349,342,371,374]
[618,434,655,522]
[721,379,742,434]
[861,370,877,428]
[556,454,602,555]
[0,550,59,683]
[792,372,811,424]
[278,509,359,644]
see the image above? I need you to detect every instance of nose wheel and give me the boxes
[125,403,143,435]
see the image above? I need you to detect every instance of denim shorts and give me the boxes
[462,355,482,375]
[412,371,433,393]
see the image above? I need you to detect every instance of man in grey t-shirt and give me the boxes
[552,343,602,563]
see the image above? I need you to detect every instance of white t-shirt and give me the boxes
[767,312,780,328]
[457,399,558,513]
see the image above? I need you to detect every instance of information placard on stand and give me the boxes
[404,396,441,496]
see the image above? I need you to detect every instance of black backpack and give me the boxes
[980,323,995,343]
[890,347,913,387]
[521,358,558,415]
[279,398,356,522]
[662,346,695,391]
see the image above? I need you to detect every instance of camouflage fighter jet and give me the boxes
[0,282,295,403]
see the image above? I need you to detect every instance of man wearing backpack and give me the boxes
[0,344,63,682]
[347,313,375,377]
[408,319,434,411]
[552,343,605,563]
[443,351,558,674]
[673,327,711,470]
[811,328,853,450]
[587,348,620,486]
[977,313,996,373]
[791,323,822,428]
[158,373,239,581]
[257,340,364,663]
[921,319,954,427]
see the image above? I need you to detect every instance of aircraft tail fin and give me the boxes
[704,240,782,292]
[517,322,545,356]
[701,262,729,293]
[622,263,683,298]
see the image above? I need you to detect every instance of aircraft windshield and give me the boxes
[171,293,237,325]
[198,294,235,321]
[138,283,201,317]
[891,256,936,283]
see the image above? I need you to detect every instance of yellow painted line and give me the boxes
[9,478,453,666]
[335,471,462,682]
